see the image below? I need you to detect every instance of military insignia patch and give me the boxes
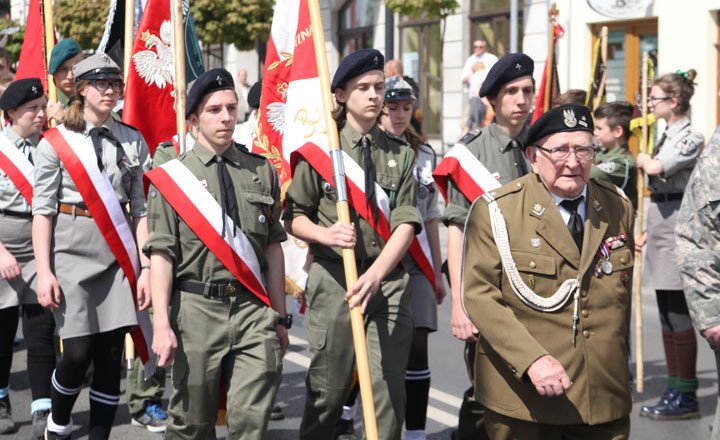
[531,203,545,216]
[530,238,541,248]
[597,161,616,173]
[679,138,698,156]
[388,159,397,168]
[593,199,602,212]
[563,109,577,128]
[258,214,266,223]
[578,115,588,128]
[515,63,521,70]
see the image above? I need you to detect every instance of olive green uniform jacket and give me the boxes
[463,173,635,425]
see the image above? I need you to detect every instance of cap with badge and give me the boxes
[185,68,235,118]
[49,39,81,74]
[384,76,416,102]
[0,78,45,111]
[479,52,534,98]
[331,48,384,93]
[525,103,594,148]
[72,53,122,82]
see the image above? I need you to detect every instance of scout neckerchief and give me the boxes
[0,132,34,204]
[145,158,270,305]
[42,126,153,366]
[433,141,501,204]
[290,142,437,291]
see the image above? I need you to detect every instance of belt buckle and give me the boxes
[226,283,237,296]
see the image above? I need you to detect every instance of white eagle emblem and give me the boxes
[266,102,286,135]
[563,109,577,128]
[133,20,175,89]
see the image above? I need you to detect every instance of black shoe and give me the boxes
[269,404,285,421]
[332,418,356,440]
[640,388,678,417]
[648,390,701,420]
[31,410,50,439]
[0,396,15,434]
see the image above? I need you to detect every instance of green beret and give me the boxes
[49,39,81,74]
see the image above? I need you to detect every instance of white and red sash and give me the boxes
[0,134,34,205]
[43,127,152,364]
[145,159,270,305]
[290,142,437,290]
[433,143,501,203]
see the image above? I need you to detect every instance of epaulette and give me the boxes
[490,178,525,201]
[383,130,410,146]
[156,141,174,150]
[236,142,268,162]
[115,120,142,133]
[457,128,482,146]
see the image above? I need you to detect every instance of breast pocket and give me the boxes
[376,172,402,208]
[509,251,557,299]
[242,190,276,240]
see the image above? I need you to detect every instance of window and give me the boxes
[338,0,376,57]
[469,0,523,57]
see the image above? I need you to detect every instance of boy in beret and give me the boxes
[144,67,289,440]
[463,104,634,439]
[433,52,535,440]
[46,39,83,124]
[0,77,48,436]
[284,48,420,440]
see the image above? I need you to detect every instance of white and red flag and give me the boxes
[15,0,51,92]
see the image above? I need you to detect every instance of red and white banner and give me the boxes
[15,0,51,92]
[42,127,152,363]
[0,134,34,205]
[433,143,501,204]
[291,143,437,290]
[145,159,270,305]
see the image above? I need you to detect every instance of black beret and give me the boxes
[186,68,235,118]
[331,48,384,93]
[73,53,122,81]
[247,80,262,109]
[479,53,534,98]
[49,39,81,74]
[525,104,594,148]
[0,78,45,111]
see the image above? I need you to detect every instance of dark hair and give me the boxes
[64,79,90,132]
[594,101,634,142]
[553,89,587,107]
[654,69,697,116]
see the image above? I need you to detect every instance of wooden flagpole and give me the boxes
[171,0,187,154]
[42,0,57,126]
[592,26,608,111]
[307,1,378,438]
[634,51,649,393]
[543,3,559,112]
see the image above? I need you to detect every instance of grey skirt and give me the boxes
[0,214,37,308]
[645,199,683,291]
[51,212,137,339]
[404,259,438,332]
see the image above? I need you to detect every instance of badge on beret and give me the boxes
[373,56,379,65]
[216,75,224,86]
[515,63,521,70]
[563,109,577,128]
[578,115,589,128]
[31,86,38,94]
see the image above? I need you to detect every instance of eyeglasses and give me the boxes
[534,145,597,161]
[474,45,486,49]
[90,79,124,93]
[648,95,671,103]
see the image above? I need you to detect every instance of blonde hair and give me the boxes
[63,79,90,132]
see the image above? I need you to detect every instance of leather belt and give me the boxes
[58,203,93,218]
[0,209,32,219]
[650,192,684,203]
[177,280,248,299]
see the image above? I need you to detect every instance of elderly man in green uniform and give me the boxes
[45,39,83,124]
[284,48,420,440]
[433,52,534,440]
[144,68,289,440]
[463,104,635,439]
[591,101,637,209]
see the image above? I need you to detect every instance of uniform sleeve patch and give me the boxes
[597,161,616,173]
[680,137,699,156]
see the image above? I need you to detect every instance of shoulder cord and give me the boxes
[485,194,579,312]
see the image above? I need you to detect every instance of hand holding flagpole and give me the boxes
[171,0,187,155]
[307,1,378,438]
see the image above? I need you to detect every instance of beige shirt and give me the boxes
[0,127,38,214]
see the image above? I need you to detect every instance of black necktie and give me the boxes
[19,140,33,165]
[361,136,378,223]
[651,132,667,158]
[89,127,120,172]
[215,155,240,237]
[510,139,528,176]
[560,196,584,250]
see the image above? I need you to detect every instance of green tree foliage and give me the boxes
[0,18,24,64]
[53,0,109,49]
[191,0,274,51]
[385,0,458,18]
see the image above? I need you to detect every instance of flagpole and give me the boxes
[634,50,649,394]
[592,26,608,111]
[123,0,135,80]
[42,0,57,124]
[171,0,187,155]
[543,3,558,112]
[307,1,378,439]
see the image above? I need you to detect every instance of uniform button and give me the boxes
[581,309,589,318]
[620,257,627,264]
[529,261,537,269]
[516,183,521,187]
[582,330,590,339]
[371,240,378,247]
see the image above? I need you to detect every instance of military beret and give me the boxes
[479,53,534,98]
[384,76,416,102]
[0,78,45,111]
[49,39,81,74]
[185,68,235,118]
[331,48,384,93]
[247,80,262,109]
[73,53,122,82]
[525,104,594,148]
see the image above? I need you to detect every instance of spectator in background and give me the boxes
[552,89,588,107]
[236,68,251,123]
[461,40,498,94]
[0,48,14,98]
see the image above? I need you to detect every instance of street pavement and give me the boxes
[5,199,719,439]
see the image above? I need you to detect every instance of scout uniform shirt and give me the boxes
[143,142,286,282]
[442,123,529,226]
[0,128,38,214]
[284,124,420,261]
[590,144,637,209]
[33,118,150,217]
[648,116,704,196]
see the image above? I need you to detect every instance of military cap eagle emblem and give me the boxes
[563,109,577,128]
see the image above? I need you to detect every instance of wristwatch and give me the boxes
[277,314,293,329]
